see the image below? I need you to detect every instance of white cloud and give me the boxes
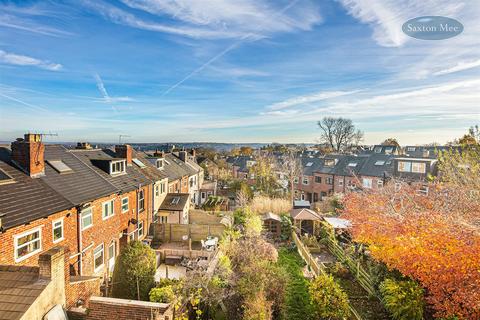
[433,59,480,76]
[0,50,62,71]
[267,90,359,110]
[82,0,322,39]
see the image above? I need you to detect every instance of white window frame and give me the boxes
[14,227,42,263]
[138,221,144,238]
[412,162,426,173]
[121,197,129,213]
[160,182,166,194]
[93,243,104,273]
[362,178,372,189]
[156,159,164,169]
[302,177,309,185]
[294,177,299,184]
[52,218,64,243]
[398,161,412,172]
[201,192,206,199]
[102,199,115,220]
[138,190,145,212]
[81,208,93,231]
[155,185,159,197]
[110,160,126,175]
[377,180,384,188]
[338,179,344,186]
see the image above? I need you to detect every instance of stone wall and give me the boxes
[86,296,173,320]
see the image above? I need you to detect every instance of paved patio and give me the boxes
[155,264,187,281]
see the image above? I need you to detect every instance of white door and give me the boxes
[108,242,116,273]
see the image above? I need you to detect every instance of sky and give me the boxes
[0,0,479,145]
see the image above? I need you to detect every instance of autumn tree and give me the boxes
[381,138,400,147]
[240,146,254,156]
[341,178,480,319]
[317,117,363,152]
[250,152,279,195]
[281,151,303,203]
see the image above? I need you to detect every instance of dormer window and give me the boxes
[325,159,336,167]
[384,147,393,154]
[374,146,382,153]
[110,160,126,175]
[156,158,164,169]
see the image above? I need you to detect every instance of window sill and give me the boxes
[102,214,115,221]
[15,249,42,263]
[53,237,64,244]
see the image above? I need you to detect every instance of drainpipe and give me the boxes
[76,207,83,275]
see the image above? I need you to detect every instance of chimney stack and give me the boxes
[76,142,92,150]
[11,133,45,177]
[115,145,133,165]
[191,149,196,159]
[153,150,164,158]
[179,150,187,162]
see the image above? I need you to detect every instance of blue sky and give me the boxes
[0,0,479,144]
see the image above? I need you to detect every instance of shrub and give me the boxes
[280,215,293,241]
[111,241,156,300]
[380,278,425,320]
[233,208,247,226]
[328,262,350,279]
[149,286,175,303]
[309,274,350,320]
[244,208,263,238]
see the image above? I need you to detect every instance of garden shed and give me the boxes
[290,208,322,235]
[261,212,282,237]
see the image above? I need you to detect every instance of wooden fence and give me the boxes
[320,221,377,297]
[155,248,213,264]
[292,232,363,320]
[152,223,227,242]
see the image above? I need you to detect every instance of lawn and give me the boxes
[277,247,316,320]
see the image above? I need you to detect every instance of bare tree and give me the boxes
[317,117,363,152]
[281,151,303,203]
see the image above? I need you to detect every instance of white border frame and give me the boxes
[14,226,42,263]
[52,218,65,243]
[93,243,105,273]
[81,208,93,231]
[121,197,129,213]
[102,199,115,220]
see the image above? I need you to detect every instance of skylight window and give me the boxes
[305,162,313,167]
[375,160,385,166]
[0,168,14,185]
[47,160,73,174]
[171,197,180,205]
[348,162,357,167]
[132,158,146,168]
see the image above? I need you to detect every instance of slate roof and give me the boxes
[0,147,72,230]
[403,145,457,159]
[132,151,168,182]
[357,154,394,178]
[41,145,119,205]
[0,265,48,320]
[71,148,152,193]
[161,153,189,181]
[159,193,190,211]
[227,156,254,172]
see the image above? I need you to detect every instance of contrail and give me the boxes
[162,0,301,96]
[0,92,50,112]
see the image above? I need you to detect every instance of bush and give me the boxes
[328,262,350,279]
[111,241,156,300]
[380,278,425,320]
[309,274,350,320]
[149,286,175,303]
[233,208,247,226]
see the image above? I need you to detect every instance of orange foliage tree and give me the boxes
[341,180,480,319]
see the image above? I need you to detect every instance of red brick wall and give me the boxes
[86,297,172,320]
[66,277,101,308]
[1,185,153,279]
[0,209,76,266]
